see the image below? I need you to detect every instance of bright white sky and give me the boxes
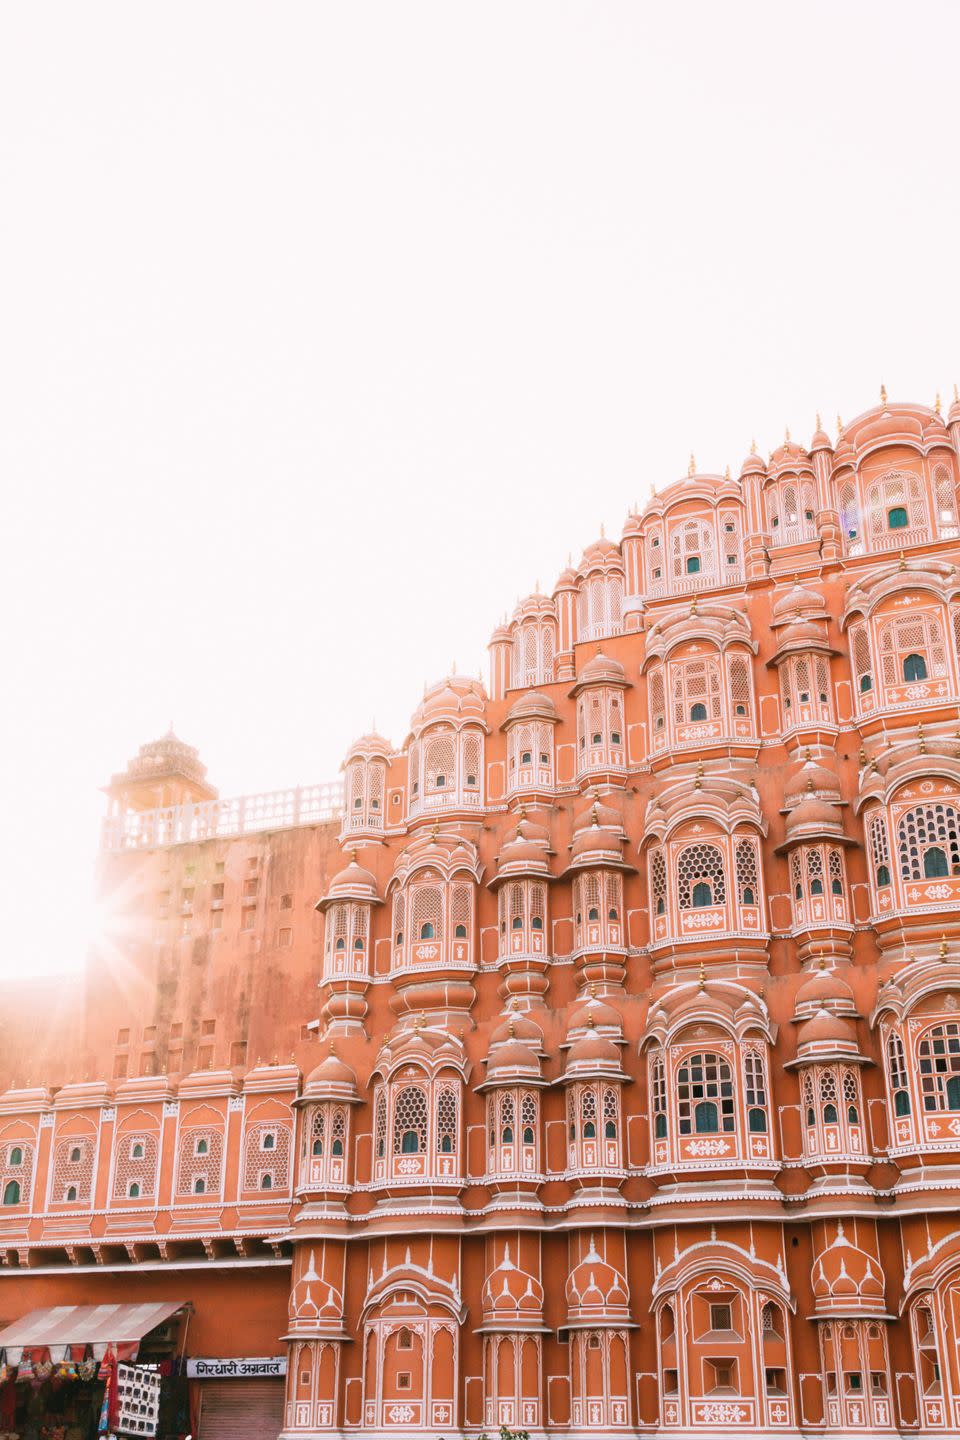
[1,2,959,975]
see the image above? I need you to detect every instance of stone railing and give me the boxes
[101,781,344,851]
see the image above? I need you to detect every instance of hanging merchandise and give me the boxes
[115,1364,160,1437]
[98,1347,118,1436]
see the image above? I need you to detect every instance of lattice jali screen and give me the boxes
[850,623,873,690]
[52,1134,96,1204]
[392,1085,428,1155]
[176,1127,225,1196]
[878,611,946,687]
[435,1083,459,1152]
[865,469,928,540]
[897,802,960,881]
[0,1139,34,1203]
[112,1131,160,1200]
[242,1122,292,1192]
[934,463,959,534]
[734,837,760,904]
[676,842,726,908]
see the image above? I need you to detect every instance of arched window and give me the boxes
[260,1173,273,1189]
[131,1142,143,1160]
[262,1133,275,1150]
[66,1185,77,1201]
[195,1137,208,1156]
[69,1146,81,1163]
[887,1032,911,1116]
[393,1085,428,1156]
[918,1024,960,1111]
[744,1048,768,1132]
[129,1181,140,1198]
[194,1177,205,1194]
[603,1087,618,1140]
[888,506,908,529]
[436,1084,458,1154]
[898,803,960,881]
[686,555,701,574]
[8,1147,22,1166]
[420,921,435,939]
[677,1053,735,1135]
[521,1092,537,1146]
[3,1181,19,1205]
[690,702,707,721]
[651,1052,667,1139]
[677,844,726,910]
[903,652,928,682]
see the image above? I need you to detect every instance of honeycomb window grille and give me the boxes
[602,1086,619,1140]
[806,846,824,897]
[735,837,760,907]
[897,803,960,881]
[112,1131,159,1201]
[498,1091,515,1145]
[243,1123,291,1192]
[651,846,667,916]
[577,573,624,641]
[435,1082,459,1154]
[520,1091,538,1147]
[677,843,726,909]
[311,1108,326,1157]
[392,1085,428,1156]
[408,742,420,801]
[374,1088,387,1160]
[676,1052,736,1135]
[886,1032,912,1117]
[842,1067,860,1123]
[720,510,743,569]
[176,1127,224,1197]
[823,847,845,903]
[917,1023,960,1111]
[579,1086,598,1140]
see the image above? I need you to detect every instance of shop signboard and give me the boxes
[186,1356,287,1379]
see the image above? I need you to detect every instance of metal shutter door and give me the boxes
[199,1379,285,1439]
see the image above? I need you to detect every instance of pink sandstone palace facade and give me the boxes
[4,393,960,1438]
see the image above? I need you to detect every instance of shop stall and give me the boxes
[0,1302,189,1440]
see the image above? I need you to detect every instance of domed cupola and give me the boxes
[793,958,857,1022]
[480,1242,546,1329]
[811,1222,887,1318]
[565,1235,631,1325]
[792,1010,863,1066]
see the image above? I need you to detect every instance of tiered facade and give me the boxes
[3,394,960,1437]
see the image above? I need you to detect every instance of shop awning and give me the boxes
[0,1300,185,1351]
